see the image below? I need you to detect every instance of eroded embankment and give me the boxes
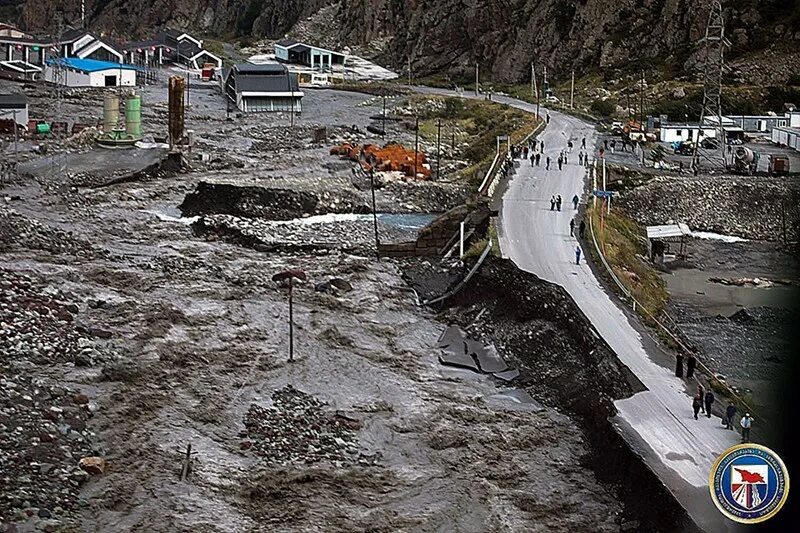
[617,173,800,241]
[179,181,372,220]
[426,256,700,531]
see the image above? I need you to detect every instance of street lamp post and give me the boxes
[272,269,308,362]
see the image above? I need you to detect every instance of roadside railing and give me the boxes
[587,199,758,417]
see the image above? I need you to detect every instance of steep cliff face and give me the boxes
[16,0,332,40]
[337,0,799,82]
[9,0,799,83]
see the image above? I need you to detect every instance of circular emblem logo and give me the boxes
[709,444,790,524]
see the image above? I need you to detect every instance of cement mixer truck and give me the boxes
[732,146,759,175]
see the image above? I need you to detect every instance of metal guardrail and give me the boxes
[422,239,493,306]
[587,199,758,417]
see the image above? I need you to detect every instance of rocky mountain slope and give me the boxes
[7,0,799,83]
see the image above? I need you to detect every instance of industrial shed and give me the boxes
[274,39,346,71]
[223,63,303,113]
[44,58,139,87]
[0,92,28,127]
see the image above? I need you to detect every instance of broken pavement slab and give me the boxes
[438,343,479,372]
[436,324,465,349]
[492,368,520,382]
[473,343,508,373]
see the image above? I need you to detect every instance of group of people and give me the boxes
[692,384,754,443]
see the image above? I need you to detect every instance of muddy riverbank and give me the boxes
[405,255,699,531]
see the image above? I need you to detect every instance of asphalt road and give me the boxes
[412,87,740,532]
[498,106,741,533]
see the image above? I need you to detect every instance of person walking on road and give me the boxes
[697,385,705,414]
[550,196,555,211]
[610,139,616,154]
[578,152,583,165]
[541,140,545,152]
[581,137,586,150]
[725,402,737,430]
[556,195,562,211]
[557,156,563,171]
[523,146,529,159]
[603,139,608,151]
[740,413,753,443]
[546,156,551,171]
[572,194,579,210]
[687,355,696,378]
[564,152,568,165]
[546,112,550,124]
[530,152,535,166]
[535,153,541,166]
[575,246,582,265]
[704,390,715,418]
[567,140,573,152]
[569,218,575,236]
[578,220,586,239]
[692,395,702,420]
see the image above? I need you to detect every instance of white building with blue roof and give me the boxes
[44,58,140,87]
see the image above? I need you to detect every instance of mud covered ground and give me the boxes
[405,256,698,532]
[0,77,682,531]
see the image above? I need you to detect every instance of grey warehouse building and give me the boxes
[222,63,304,113]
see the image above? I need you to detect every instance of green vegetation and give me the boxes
[590,99,615,117]
[463,238,488,259]
[410,95,539,187]
[587,205,668,321]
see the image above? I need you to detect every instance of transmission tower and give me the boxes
[692,1,729,173]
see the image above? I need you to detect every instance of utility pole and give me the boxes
[414,116,419,178]
[369,169,380,259]
[570,70,575,109]
[436,119,442,180]
[408,56,412,86]
[12,110,18,178]
[531,61,535,100]
[475,63,479,96]
[532,60,540,122]
[639,69,645,126]
[381,95,386,139]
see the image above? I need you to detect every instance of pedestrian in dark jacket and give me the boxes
[557,156,563,171]
[697,385,705,414]
[692,395,702,420]
[704,390,715,418]
[581,137,586,149]
[578,220,586,238]
[575,246,582,265]
[546,156,551,170]
[535,153,541,166]
[579,152,584,165]
[556,195,562,211]
[569,219,575,236]
[725,403,737,430]
[604,139,608,151]
[550,196,555,211]
[572,194,579,210]
[687,355,696,378]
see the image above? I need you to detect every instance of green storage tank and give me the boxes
[125,95,142,139]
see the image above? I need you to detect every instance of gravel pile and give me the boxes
[0,374,96,526]
[0,207,99,257]
[0,269,92,365]
[619,175,800,241]
[241,385,359,465]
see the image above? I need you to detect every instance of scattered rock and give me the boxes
[78,457,108,475]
